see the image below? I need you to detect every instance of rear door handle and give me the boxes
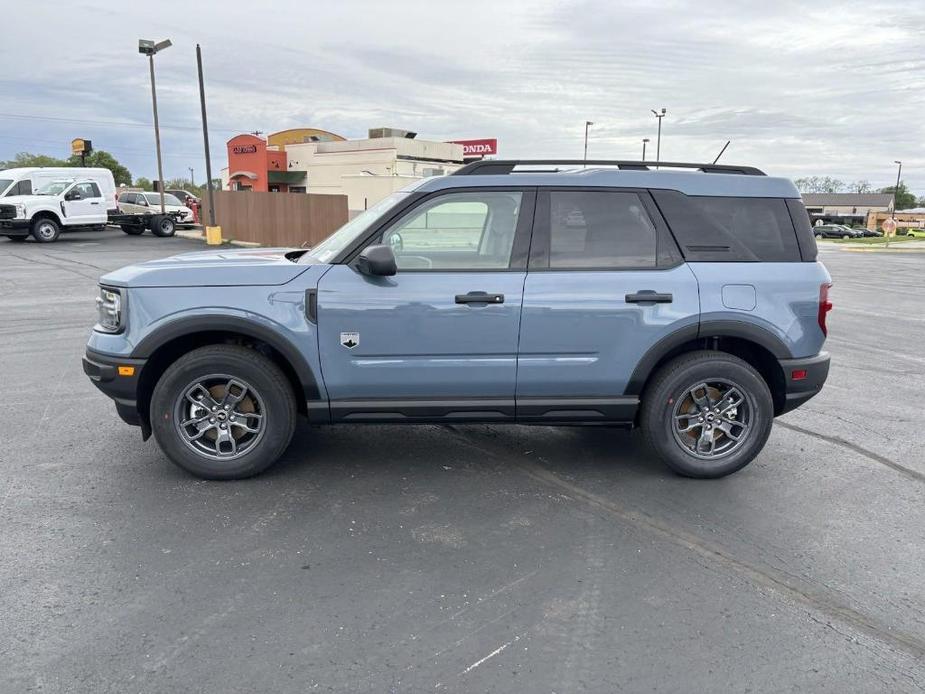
[625,291,673,304]
[455,291,504,305]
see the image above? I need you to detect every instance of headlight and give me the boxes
[15,203,25,218]
[95,286,124,333]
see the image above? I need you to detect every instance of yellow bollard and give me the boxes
[205,226,223,245]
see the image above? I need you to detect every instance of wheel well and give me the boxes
[641,336,786,416]
[136,331,307,426]
[32,210,61,226]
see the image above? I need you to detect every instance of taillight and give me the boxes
[818,283,833,336]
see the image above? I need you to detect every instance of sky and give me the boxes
[1,0,923,195]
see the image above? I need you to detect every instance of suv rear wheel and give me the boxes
[640,351,774,478]
[150,345,297,479]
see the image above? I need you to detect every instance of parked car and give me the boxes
[117,191,195,227]
[906,228,925,238]
[834,224,880,238]
[813,224,862,239]
[83,159,831,481]
[0,167,117,211]
[165,189,200,207]
[1,178,110,242]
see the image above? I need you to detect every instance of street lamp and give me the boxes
[188,167,194,187]
[650,108,666,167]
[642,138,650,161]
[892,160,902,219]
[583,121,593,164]
[139,38,172,214]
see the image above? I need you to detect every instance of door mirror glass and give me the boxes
[357,244,397,276]
[65,189,81,201]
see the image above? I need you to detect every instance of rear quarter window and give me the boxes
[651,190,802,262]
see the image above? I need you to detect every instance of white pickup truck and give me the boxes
[1,178,179,243]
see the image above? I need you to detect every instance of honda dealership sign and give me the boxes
[450,138,498,158]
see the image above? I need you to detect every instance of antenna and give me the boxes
[712,140,731,164]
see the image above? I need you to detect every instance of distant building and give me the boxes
[801,193,893,226]
[221,127,468,215]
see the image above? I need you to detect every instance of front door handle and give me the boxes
[455,291,504,305]
[625,290,673,304]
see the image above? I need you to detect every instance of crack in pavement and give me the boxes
[776,420,925,484]
[443,426,925,662]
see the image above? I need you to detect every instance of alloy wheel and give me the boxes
[672,379,753,459]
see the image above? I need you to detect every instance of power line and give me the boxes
[0,111,245,134]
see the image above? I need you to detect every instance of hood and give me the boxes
[100,247,321,288]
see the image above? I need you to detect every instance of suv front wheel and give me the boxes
[150,345,297,479]
[640,351,774,478]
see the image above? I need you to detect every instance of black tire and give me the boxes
[842,234,850,240]
[150,215,176,238]
[121,224,145,235]
[640,350,774,479]
[5,235,27,242]
[31,217,60,243]
[150,345,297,480]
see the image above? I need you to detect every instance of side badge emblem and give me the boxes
[340,332,359,349]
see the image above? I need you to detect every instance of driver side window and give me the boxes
[376,191,523,270]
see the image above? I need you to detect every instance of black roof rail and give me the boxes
[452,159,766,176]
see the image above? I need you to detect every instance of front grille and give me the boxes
[0,204,16,220]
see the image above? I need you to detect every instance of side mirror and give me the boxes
[138,198,149,206]
[66,190,81,201]
[357,244,397,276]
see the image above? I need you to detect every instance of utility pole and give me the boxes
[651,108,666,168]
[197,43,218,233]
[139,38,172,214]
[583,121,593,165]
[188,167,194,187]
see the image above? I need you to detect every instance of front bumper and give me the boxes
[777,351,830,415]
[83,348,147,428]
[0,219,30,233]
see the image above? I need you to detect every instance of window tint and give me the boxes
[544,191,657,269]
[688,197,800,262]
[378,191,522,270]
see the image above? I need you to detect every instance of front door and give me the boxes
[516,188,700,421]
[316,189,535,421]
[63,182,105,224]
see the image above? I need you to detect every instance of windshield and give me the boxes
[302,191,411,263]
[145,193,183,206]
[36,181,73,196]
[0,179,12,196]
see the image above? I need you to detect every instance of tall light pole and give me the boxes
[197,43,217,230]
[583,121,593,164]
[139,38,172,214]
[651,108,666,168]
[642,138,650,161]
[887,160,902,249]
[188,167,194,187]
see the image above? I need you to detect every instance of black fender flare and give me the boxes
[625,319,792,396]
[132,314,321,400]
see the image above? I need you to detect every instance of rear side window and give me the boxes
[13,180,32,195]
[689,197,800,262]
[543,191,657,269]
[651,190,801,262]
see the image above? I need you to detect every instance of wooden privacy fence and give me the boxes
[210,191,349,247]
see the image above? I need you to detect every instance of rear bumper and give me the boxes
[777,351,830,415]
[82,348,147,427]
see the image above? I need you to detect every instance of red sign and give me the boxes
[450,138,498,157]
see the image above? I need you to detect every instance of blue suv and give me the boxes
[83,160,831,480]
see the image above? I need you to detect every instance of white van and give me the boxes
[0,167,117,212]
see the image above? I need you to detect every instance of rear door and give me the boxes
[316,188,535,421]
[516,188,700,421]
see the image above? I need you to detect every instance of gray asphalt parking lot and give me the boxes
[1,232,924,693]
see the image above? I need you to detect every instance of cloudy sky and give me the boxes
[3,0,923,194]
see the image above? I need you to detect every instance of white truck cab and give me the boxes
[0,167,117,210]
[0,178,109,242]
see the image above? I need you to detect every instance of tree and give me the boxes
[0,152,68,168]
[0,150,132,186]
[66,150,132,186]
[879,182,916,211]
[133,177,153,191]
[848,180,872,194]
[793,176,846,194]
